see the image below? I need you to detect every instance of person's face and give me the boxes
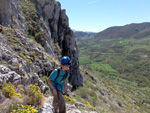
[61,64,70,71]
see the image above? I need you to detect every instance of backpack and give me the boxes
[48,68,68,82]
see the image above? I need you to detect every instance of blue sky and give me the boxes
[57,0,150,32]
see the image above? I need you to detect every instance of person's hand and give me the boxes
[62,87,67,94]
[53,89,57,96]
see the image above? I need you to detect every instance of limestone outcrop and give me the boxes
[0,0,83,89]
[0,0,26,30]
[35,0,83,87]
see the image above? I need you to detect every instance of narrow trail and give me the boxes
[39,96,98,113]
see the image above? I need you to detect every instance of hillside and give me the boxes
[74,31,95,40]
[95,22,150,39]
[1,0,150,113]
[77,22,150,113]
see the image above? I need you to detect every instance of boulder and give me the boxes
[39,97,53,113]
[67,109,81,113]
[0,65,21,85]
[31,73,49,93]
[75,102,87,107]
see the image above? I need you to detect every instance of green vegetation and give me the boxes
[29,51,36,59]
[2,81,22,98]
[1,82,42,113]
[8,104,38,113]
[40,76,48,85]
[20,0,46,46]
[77,37,150,87]
[20,0,39,37]
[19,52,32,64]
[77,31,150,112]
[28,84,43,105]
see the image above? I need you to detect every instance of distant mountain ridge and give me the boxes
[96,22,150,39]
[73,30,95,40]
[74,22,150,40]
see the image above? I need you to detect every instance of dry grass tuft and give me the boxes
[10,95,28,105]
[0,98,13,112]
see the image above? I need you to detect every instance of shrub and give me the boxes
[25,58,32,64]
[2,81,23,98]
[77,87,89,99]
[83,101,96,110]
[29,51,36,59]
[35,90,43,104]
[89,89,97,97]
[27,97,33,105]
[8,103,17,113]
[35,31,46,46]
[127,104,131,109]
[64,95,75,103]
[9,104,38,113]
[19,53,26,59]
[118,101,122,107]
[41,76,48,85]
[28,84,43,105]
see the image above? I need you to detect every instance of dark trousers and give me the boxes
[51,89,66,113]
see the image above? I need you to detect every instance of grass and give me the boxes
[20,0,41,42]
[90,62,117,73]
[77,36,150,86]
[76,34,150,112]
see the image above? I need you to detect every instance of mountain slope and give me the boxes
[95,22,150,39]
[77,22,150,113]
[74,31,95,40]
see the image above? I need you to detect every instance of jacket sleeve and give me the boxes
[48,69,58,81]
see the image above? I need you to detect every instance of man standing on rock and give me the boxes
[48,56,71,113]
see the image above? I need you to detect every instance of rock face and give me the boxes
[0,0,26,30]
[58,10,83,87]
[0,0,83,87]
[0,65,21,85]
[0,33,49,92]
[35,0,83,87]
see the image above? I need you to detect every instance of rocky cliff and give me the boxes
[0,0,83,88]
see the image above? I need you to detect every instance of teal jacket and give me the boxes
[48,68,70,91]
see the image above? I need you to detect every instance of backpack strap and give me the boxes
[61,70,68,82]
[54,69,60,82]
[54,69,68,82]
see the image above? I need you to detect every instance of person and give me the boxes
[48,56,71,113]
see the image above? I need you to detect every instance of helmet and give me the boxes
[61,56,71,65]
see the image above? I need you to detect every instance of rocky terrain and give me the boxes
[0,0,87,112]
[0,0,83,87]
[1,0,149,113]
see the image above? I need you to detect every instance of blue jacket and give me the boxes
[48,69,70,91]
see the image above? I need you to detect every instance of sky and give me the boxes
[57,0,150,32]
